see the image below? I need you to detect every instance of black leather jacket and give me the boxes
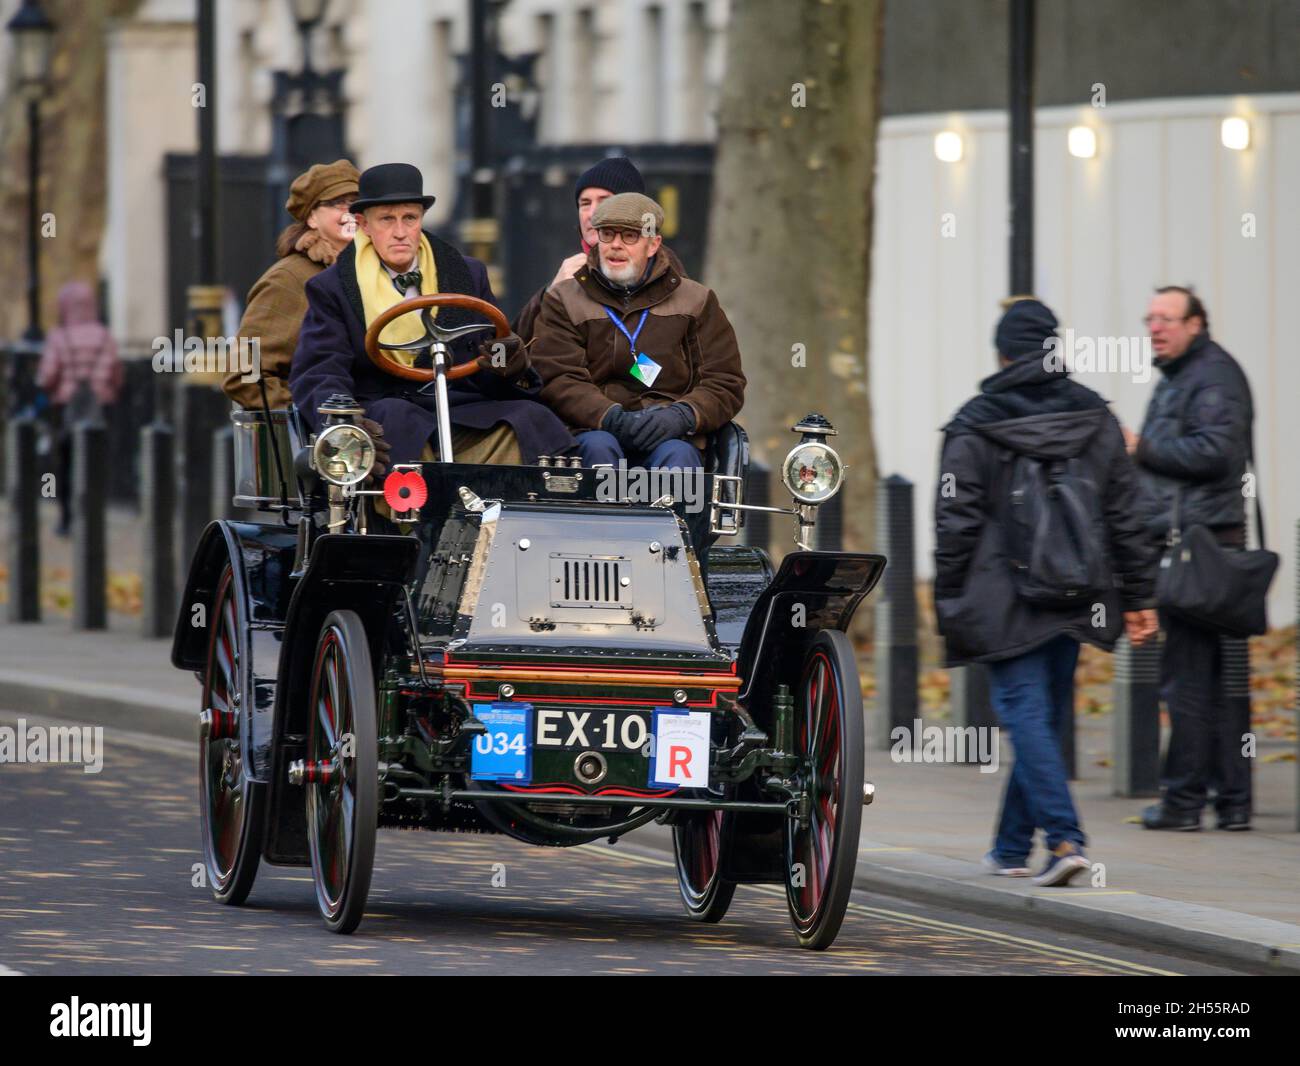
[1135,333,1252,539]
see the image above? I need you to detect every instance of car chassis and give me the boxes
[172,294,886,949]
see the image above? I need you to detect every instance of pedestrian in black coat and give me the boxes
[1127,286,1256,832]
[933,297,1158,886]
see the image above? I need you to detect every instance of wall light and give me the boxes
[1067,125,1097,159]
[934,131,963,163]
[1221,116,1250,151]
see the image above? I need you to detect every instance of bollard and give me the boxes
[815,488,844,552]
[1296,520,1300,831]
[141,422,176,638]
[742,459,771,556]
[1221,633,1251,811]
[1111,633,1162,796]
[6,415,41,622]
[950,662,997,765]
[873,475,917,750]
[176,385,227,592]
[71,420,108,630]
[211,425,236,521]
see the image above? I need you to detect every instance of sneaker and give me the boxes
[1141,803,1201,831]
[982,851,1031,877]
[1032,841,1090,886]
[1216,808,1251,831]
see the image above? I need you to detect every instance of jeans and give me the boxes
[574,430,709,554]
[1159,613,1252,815]
[987,634,1085,861]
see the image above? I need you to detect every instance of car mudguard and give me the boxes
[263,533,420,866]
[723,550,886,883]
[171,519,299,786]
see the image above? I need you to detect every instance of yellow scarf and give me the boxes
[354,229,440,361]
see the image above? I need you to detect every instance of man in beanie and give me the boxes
[225,159,361,409]
[933,296,1157,886]
[292,163,573,469]
[529,191,744,483]
[512,156,689,346]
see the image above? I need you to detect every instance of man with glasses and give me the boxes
[1126,286,1257,832]
[530,192,745,476]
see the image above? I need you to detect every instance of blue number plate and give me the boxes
[470,703,533,783]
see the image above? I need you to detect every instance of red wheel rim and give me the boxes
[786,650,842,931]
[200,567,247,890]
[678,810,725,902]
[306,627,356,919]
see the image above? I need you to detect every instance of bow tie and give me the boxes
[392,269,422,293]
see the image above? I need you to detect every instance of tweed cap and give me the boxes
[590,193,665,238]
[285,159,361,222]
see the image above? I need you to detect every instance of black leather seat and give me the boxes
[705,420,749,483]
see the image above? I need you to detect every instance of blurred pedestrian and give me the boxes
[934,297,1158,885]
[37,280,123,535]
[513,156,689,345]
[1127,286,1257,831]
[223,158,360,411]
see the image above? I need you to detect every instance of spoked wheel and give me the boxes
[198,564,265,905]
[672,809,736,922]
[305,610,379,934]
[783,629,864,950]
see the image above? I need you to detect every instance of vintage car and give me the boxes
[171,294,885,950]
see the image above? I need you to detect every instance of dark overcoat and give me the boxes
[290,232,574,463]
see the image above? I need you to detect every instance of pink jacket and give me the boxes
[37,281,123,407]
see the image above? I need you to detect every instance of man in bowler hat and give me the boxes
[291,162,573,468]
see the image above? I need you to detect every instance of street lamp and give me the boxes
[287,0,329,73]
[7,0,56,344]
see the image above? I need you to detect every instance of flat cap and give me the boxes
[285,159,361,222]
[590,192,664,238]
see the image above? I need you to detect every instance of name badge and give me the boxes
[629,353,662,388]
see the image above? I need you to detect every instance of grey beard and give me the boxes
[601,259,640,284]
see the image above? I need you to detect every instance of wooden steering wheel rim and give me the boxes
[363,293,510,383]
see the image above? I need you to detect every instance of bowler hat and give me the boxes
[350,163,436,212]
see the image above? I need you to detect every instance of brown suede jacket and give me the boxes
[223,230,339,409]
[530,249,745,444]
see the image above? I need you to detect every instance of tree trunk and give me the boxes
[706,0,883,556]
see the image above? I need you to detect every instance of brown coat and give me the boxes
[223,230,340,408]
[530,250,744,445]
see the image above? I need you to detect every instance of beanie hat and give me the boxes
[574,156,645,204]
[994,297,1059,360]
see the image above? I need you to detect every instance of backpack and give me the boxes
[1000,451,1111,608]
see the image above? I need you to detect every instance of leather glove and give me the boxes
[360,416,392,481]
[625,402,695,454]
[600,404,639,451]
[475,332,529,381]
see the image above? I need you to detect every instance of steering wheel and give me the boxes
[363,294,511,383]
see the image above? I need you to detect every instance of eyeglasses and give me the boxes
[1142,314,1190,327]
[596,227,646,246]
[316,197,354,212]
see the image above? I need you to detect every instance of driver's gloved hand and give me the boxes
[625,402,695,454]
[360,416,392,482]
[475,332,529,381]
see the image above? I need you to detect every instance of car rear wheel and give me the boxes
[783,630,864,950]
[306,610,379,934]
[672,809,736,922]
[199,564,265,905]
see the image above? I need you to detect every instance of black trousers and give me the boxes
[1158,612,1252,815]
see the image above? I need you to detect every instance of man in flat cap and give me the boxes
[530,192,745,476]
[291,163,573,468]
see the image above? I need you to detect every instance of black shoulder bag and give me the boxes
[1155,412,1278,637]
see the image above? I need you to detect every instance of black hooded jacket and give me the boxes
[1134,332,1252,540]
[934,357,1157,665]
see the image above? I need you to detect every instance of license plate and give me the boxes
[470,703,533,783]
[534,708,651,753]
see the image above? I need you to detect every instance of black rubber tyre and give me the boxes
[305,610,379,934]
[672,809,737,922]
[199,564,265,906]
[783,629,864,950]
